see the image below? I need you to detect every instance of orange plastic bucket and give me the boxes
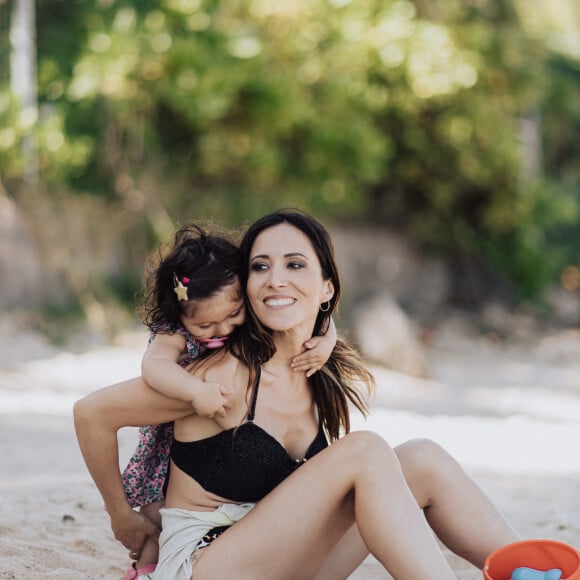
[483,539,580,580]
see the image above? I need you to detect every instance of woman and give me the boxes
[74,209,519,579]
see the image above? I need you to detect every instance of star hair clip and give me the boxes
[173,274,190,301]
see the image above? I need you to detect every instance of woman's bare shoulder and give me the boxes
[178,353,252,432]
[190,351,249,388]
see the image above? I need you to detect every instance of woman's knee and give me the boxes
[341,430,399,471]
[395,438,458,483]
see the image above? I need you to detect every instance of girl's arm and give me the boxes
[291,316,338,377]
[73,377,191,550]
[142,332,202,401]
[142,333,232,418]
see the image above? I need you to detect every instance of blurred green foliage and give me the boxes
[2,0,580,301]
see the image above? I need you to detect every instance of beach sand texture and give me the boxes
[1,323,579,579]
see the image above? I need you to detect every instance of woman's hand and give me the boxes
[110,506,160,555]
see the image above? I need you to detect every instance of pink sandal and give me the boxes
[124,563,157,579]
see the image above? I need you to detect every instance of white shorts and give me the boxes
[153,502,255,580]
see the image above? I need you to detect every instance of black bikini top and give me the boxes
[170,367,328,503]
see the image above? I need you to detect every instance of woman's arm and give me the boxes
[73,376,192,550]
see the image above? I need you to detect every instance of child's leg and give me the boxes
[135,500,163,568]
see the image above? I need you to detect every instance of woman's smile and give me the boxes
[263,296,297,309]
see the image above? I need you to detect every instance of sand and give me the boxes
[1,322,579,579]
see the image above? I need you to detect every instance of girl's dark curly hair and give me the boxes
[140,223,242,333]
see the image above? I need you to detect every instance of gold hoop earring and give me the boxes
[320,301,331,312]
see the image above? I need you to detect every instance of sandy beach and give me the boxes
[1,321,579,579]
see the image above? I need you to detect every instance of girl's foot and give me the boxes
[124,563,156,580]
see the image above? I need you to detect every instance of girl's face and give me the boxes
[179,281,245,346]
[247,223,334,335]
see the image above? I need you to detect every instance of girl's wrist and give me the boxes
[188,381,204,404]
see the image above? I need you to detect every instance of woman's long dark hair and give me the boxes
[233,209,374,441]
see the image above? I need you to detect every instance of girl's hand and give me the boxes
[191,382,233,419]
[291,317,337,377]
[291,337,330,377]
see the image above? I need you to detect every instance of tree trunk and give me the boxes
[10,0,38,185]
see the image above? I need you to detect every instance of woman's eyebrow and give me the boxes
[250,252,309,261]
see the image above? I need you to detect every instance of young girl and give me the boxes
[122,223,337,580]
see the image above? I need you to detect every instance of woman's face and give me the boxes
[247,223,334,335]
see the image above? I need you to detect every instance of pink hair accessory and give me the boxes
[182,276,190,284]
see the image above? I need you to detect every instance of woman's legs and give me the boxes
[190,431,455,580]
[311,438,520,578]
[395,438,520,567]
[314,524,369,580]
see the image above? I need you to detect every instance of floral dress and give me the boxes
[122,323,205,508]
